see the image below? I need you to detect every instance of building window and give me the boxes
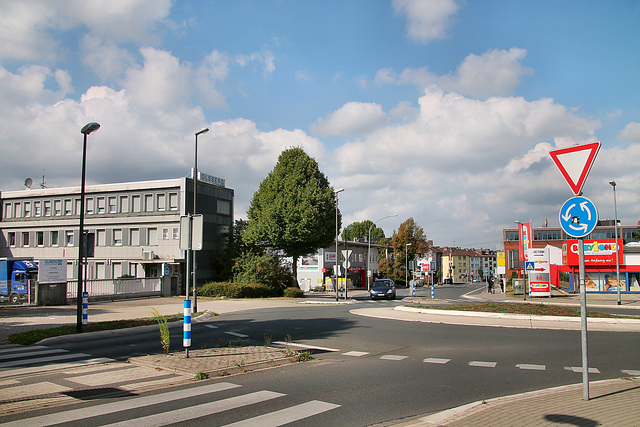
[86,198,94,214]
[119,196,129,213]
[157,194,166,211]
[147,228,157,246]
[113,229,123,246]
[144,194,153,212]
[44,201,51,216]
[97,197,105,214]
[65,230,74,246]
[130,228,140,246]
[54,200,61,216]
[64,199,72,215]
[24,202,31,217]
[132,195,141,212]
[169,193,178,211]
[162,228,169,240]
[36,231,44,247]
[172,227,179,240]
[22,232,30,247]
[8,232,16,247]
[96,229,106,246]
[34,201,41,216]
[50,231,59,247]
[4,203,11,219]
[14,203,21,218]
[217,200,231,215]
[108,197,117,213]
[75,199,81,215]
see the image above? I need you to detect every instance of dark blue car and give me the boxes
[370,279,396,300]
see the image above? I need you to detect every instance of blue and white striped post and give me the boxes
[431,283,434,299]
[82,292,88,325]
[183,299,191,357]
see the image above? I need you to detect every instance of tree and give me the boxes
[233,251,294,295]
[341,220,386,241]
[244,147,339,285]
[390,218,428,284]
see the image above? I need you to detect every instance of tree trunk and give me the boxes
[292,256,299,288]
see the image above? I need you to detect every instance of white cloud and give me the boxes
[392,0,459,43]
[0,65,73,108]
[619,122,640,142]
[81,35,136,81]
[311,102,390,136]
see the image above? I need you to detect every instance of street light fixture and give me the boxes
[192,127,209,313]
[405,243,412,289]
[77,122,100,333]
[367,214,397,290]
[334,188,344,301]
[609,181,621,305]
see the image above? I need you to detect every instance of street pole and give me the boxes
[578,236,589,400]
[610,181,621,305]
[193,128,209,313]
[405,243,412,292]
[334,188,344,301]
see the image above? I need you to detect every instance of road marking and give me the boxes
[102,390,285,427]
[0,382,243,427]
[222,400,341,426]
[423,358,450,364]
[0,348,68,359]
[564,366,600,374]
[469,361,497,368]
[273,342,340,352]
[205,324,218,329]
[342,351,369,357]
[225,331,249,338]
[380,355,408,361]
[516,364,546,371]
[0,352,94,368]
[0,345,50,355]
[622,370,640,376]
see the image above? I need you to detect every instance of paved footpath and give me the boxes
[0,291,639,425]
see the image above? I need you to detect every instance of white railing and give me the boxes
[67,277,162,299]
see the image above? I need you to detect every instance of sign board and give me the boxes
[341,250,352,270]
[496,251,505,275]
[525,262,535,271]
[38,259,67,284]
[559,196,598,238]
[549,142,601,195]
[518,222,531,261]
[563,239,623,266]
[527,248,550,297]
[179,214,204,250]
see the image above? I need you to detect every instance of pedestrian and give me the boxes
[487,276,494,294]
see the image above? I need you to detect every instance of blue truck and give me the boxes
[0,258,38,304]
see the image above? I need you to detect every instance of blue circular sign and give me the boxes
[559,196,598,238]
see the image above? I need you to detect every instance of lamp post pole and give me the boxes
[609,181,621,305]
[367,214,397,291]
[334,188,344,301]
[77,122,100,333]
[405,243,412,292]
[192,128,209,313]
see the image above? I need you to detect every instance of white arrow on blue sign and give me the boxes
[559,196,598,238]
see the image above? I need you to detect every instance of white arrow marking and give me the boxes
[580,201,592,221]
[562,203,576,221]
[569,223,588,232]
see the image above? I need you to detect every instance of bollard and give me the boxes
[82,292,88,325]
[183,299,191,357]
[431,283,434,299]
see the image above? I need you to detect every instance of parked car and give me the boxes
[370,279,396,300]
[443,278,453,284]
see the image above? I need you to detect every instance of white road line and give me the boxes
[205,324,218,329]
[516,364,546,371]
[222,400,341,427]
[423,358,450,364]
[225,331,249,338]
[1,358,114,377]
[622,370,640,376]
[0,352,93,368]
[0,345,49,354]
[272,342,340,352]
[380,355,408,361]
[469,361,497,368]
[342,351,369,357]
[0,382,242,427]
[102,390,285,427]
[0,348,68,360]
[564,366,601,374]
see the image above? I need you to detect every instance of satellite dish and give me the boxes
[24,178,33,189]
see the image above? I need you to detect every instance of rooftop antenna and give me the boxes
[40,170,47,188]
[24,177,33,189]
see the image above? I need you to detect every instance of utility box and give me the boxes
[512,279,525,295]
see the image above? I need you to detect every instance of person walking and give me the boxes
[487,276,494,294]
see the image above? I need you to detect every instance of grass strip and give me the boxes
[410,303,637,319]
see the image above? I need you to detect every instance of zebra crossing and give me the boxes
[0,381,340,426]
[0,345,113,373]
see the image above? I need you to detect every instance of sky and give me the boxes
[1,0,639,249]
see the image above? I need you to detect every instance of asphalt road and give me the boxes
[29,284,639,426]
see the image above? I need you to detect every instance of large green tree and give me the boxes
[341,220,386,241]
[244,147,339,285]
[389,218,428,284]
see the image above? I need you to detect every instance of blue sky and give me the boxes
[1,0,639,248]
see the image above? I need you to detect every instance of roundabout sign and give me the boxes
[559,196,598,238]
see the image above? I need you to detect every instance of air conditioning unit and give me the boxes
[142,251,154,260]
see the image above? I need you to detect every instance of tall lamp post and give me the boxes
[334,188,344,301]
[367,214,397,290]
[405,243,412,288]
[515,221,527,301]
[77,122,100,333]
[192,127,209,313]
[609,181,621,305]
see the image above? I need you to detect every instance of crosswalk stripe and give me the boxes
[273,341,340,352]
[225,331,249,338]
[205,324,218,329]
[342,351,369,357]
[102,390,285,427]
[0,382,242,427]
[516,364,546,371]
[380,355,407,361]
[564,366,600,374]
[622,370,640,376]
[423,358,450,364]
[0,352,93,368]
[0,345,50,355]
[222,400,341,427]
[469,361,497,368]
[0,348,68,360]
[3,358,114,377]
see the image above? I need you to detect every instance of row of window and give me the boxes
[505,228,638,242]
[3,192,180,219]
[6,227,180,248]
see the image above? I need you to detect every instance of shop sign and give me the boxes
[527,248,550,297]
[563,239,623,266]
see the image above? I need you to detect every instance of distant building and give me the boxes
[0,173,233,296]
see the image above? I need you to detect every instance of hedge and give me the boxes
[198,282,273,298]
[283,287,304,298]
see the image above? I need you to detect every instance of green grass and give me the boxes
[7,312,207,346]
[410,303,638,319]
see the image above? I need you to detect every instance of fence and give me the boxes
[67,277,162,300]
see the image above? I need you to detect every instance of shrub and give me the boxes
[283,287,304,298]
[198,282,274,298]
[232,252,294,296]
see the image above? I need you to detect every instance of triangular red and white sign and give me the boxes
[549,141,601,195]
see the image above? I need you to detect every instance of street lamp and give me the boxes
[367,214,397,290]
[405,243,412,289]
[334,188,344,301]
[609,181,621,305]
[77,122,100,333]
[192,127,209,313]
[515,221,527,301]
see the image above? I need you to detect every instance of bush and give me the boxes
[198,282,274,298]
[232,252,294,296]
[283,287,304,298]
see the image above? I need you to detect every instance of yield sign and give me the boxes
[549,142,601,195]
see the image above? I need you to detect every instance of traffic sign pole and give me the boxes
[579,237,589,400]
